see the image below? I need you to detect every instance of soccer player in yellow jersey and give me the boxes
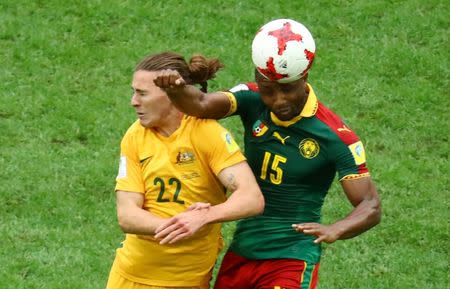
[106,52,265,289]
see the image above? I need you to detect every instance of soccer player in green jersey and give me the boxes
[153,19,381,289]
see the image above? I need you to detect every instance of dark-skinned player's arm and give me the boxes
[116,190,167,235]
[154,161,265,244]
[153,69,231,119]
[293,176,381,244]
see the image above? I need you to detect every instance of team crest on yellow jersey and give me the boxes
[252,120,268,137]
[299,138,320,159]
[176,150,195,165]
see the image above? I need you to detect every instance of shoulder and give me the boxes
[227,82,266,117]
[120,120,147,146]
[315,102,360,145]
[186,115,221,130]
[229,82,259,94]
[187,116,238,149]
[124,120,145,136]
[314,103,369,172]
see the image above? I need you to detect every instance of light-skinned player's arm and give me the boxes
[116,190,167,235]
[153,69,230,119]
[292,176,381,244]
[154,161,265,244]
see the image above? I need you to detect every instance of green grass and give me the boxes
[1,0,448,288]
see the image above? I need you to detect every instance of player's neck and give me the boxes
[154,110,184,137]
[290,89,309,120]
[288,82,310,118]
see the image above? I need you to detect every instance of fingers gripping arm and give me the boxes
[154,162,265,244]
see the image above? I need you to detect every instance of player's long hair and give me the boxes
[135,52,224,92]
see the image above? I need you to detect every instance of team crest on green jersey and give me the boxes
[299,138,320,159]
[252,120,268,137]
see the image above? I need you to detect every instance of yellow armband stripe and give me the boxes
[339,172,370,181]
[222,92,237,117]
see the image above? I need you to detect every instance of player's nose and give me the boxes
[273,91,288,106]
[131,93,140,106]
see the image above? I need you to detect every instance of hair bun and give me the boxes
[188,54,224,91]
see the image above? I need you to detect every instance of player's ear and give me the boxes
[301,73,308,82]
[254,68,261,82]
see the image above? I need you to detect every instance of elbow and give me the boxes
[117,211,130,233]
[238,188,265,218]
[374,203,382,226]
[370,198,382,227]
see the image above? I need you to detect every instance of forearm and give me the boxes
[166,85,230,119]
[204,188,265,224]
[117,207,166,235]
[153,163,265,244]
[166,85,209,117]
[332,198,381,240]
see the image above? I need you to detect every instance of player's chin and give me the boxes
[139,120,148,127]
[274,111,295,121]
[139,118,153,128]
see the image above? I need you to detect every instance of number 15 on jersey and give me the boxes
[260,151,287,185]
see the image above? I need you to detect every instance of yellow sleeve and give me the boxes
[115,126,145,193]
[193,119,246,176]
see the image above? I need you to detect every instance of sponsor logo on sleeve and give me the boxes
[252,120,269,137]
[117,156,127,178]
[222,131,240,153]
[337,124,352,132]
[348,141,366,165]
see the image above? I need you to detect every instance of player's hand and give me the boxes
[154,209,209,245]
[188,202,211,211]
[153,69,186,91]
[292,222,341,244]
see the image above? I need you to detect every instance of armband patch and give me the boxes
[117,156,127,178]
[222,131,239,153]
[348,141,366,165]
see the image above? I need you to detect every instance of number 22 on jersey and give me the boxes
[154,177,185,204]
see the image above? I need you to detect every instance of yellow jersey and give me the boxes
[113,115,245,286]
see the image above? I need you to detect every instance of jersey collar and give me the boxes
[270,84,318,127]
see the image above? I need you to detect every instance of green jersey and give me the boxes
[223,83,370,264]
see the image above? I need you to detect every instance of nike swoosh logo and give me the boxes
[140,156,153,164]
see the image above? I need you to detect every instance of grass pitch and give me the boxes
[0,0,448,288]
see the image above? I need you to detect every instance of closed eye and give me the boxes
[132,88,147,96]
[279,84,296,93]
